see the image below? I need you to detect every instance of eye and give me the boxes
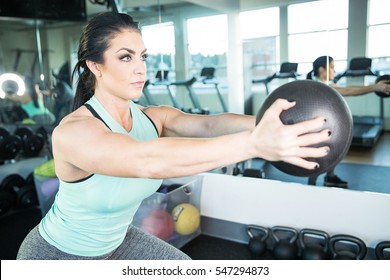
[120,55,132,62]
[141,53,149,61]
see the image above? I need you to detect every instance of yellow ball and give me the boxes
[171,203,200,235]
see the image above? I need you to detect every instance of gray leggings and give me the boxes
[17,225,191,260]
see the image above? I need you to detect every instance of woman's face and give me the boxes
[97,29,148,101]
[319,60,336,82]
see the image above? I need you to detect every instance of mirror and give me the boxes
[0,0,388,195]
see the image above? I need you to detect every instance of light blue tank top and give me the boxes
[39,96,163,256]
[21,100,55,119]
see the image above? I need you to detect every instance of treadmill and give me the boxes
[199,67,228,112]
[333,57,383,148]
[252,62,300,95]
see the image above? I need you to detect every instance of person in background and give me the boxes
[17,12,331,260]
[5,75,55,124]
[307,55,390,188]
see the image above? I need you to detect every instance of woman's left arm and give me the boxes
[143,105,256,138]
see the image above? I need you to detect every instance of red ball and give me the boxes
[141,209,174,241]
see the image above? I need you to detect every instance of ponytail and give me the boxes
[71,62,94,111]
[306,70,314,80]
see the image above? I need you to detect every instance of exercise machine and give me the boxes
[252,62,300,95]
[199,67,228,113]
[141,70,179,107]
[169,76,209,114]
[334,57,383,148]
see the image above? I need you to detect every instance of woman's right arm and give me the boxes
[52,99,330,181]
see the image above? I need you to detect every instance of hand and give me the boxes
[374,80,390,95]
[251,99,330,170]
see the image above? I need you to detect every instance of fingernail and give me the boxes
[314,164,319,169]
[323,118,327,123]
[328,130,332,137]
[324,147,330,154]
[288,99,296,103]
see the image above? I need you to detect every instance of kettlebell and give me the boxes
[329,234,367,260]
[298,228,330,260]
[247,225,269,257]
[375,241,390,260]
[271,226,299,260]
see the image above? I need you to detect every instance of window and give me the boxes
[367,0,390,72]
[187,15,228,77]
[141,22,175,80]
[288,0,349,75]
[240,8,280,80]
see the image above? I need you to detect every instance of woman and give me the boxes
[307,55,390,188]
[6,75,55,124]
[17,12,330,260]
[307,56,390,96]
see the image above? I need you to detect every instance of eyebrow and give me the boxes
[116,48,147,54]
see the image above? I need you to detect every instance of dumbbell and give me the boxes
[298,228,331,260]
[0,190,14,215]
[247,225,270,258]
[14,126,45,157]
[270,226,299,260]
[329,234,367,260]
[0,127,22,161]
[0,173,38,209]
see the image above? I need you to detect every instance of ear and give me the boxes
[86,60,102,78]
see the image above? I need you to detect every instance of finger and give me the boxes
[283,157,320,170]
[296,129,331,147]
[297,145,330,159]
[266,98,296,119]
[289,116,327,136]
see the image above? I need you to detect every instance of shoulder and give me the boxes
[53,106,109,144]
[141,105,184,132]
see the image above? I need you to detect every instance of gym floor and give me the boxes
[344,131,390,167]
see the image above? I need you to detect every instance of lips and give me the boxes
[132,81,145,87]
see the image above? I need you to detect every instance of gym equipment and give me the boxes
[34,159,56,177]
[14,126,45,157]
[375,241,390,260]
[141,209,174,241]
[0,127,22,162]
[329,234,367,260]
[334,57,383,148]
[169,77,210,114]
[246,225,269,257]
[252,62,300,95]
[298,228,330,260]
[256,80,353,177]
[199,67,228,112]
[171,203,200,235]
[0,173,38,209]
[374,74,390,98]
[270,226,299,260]
[144,70,211,114]
[0,190,15,215]
[333,57,379,83]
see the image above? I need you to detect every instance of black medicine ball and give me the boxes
[375,74,390,98]
[256,80,353,177]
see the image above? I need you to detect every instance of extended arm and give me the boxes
[53,99,330,181]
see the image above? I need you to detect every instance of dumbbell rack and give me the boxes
[0,124,53,217]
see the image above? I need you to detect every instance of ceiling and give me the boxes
[0,0,310,29]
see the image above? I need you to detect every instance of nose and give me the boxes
[134,59,146,75]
